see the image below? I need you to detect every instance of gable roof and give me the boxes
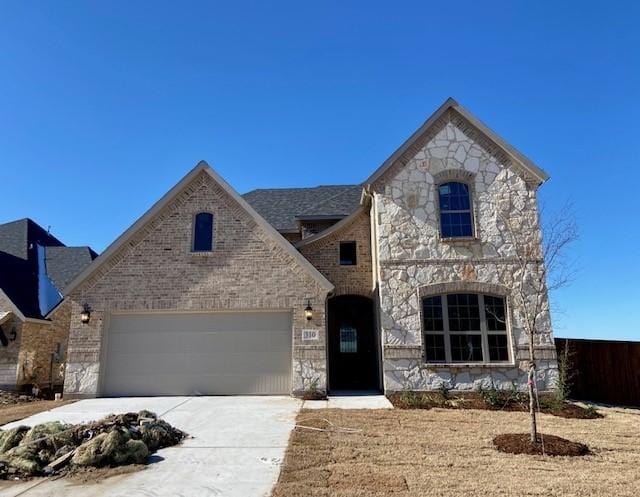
[0,219,95,320]
[0,288,26,321]
[365,97,550,188]
[0,218,64,260]
[243,185,362,231]
[45,246,98,291]
[63,161,334,298]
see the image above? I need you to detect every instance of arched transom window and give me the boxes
[438,182,473,238]
[192,212,214,252]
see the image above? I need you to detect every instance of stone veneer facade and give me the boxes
[0,292,22,388]
[371,110,557,392]
[56,104,558,397]
[63,170,330,398]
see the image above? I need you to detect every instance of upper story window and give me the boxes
[423,293,509,364]
[192,212,214,252]
[339,241,357,265]
[438,182,473,238]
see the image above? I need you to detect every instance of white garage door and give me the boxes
[102,311,292,396]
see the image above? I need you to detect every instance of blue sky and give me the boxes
[1,1,638,340]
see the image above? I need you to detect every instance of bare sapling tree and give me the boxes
[494,174,578,443]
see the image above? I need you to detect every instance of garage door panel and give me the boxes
[105,350,289,375]
[102,311,292,396]
[108,312,291,333]
[106,330,285,355]
[105,373,291,397]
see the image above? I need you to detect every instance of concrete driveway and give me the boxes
[0,396,301,497]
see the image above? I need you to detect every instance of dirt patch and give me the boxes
[493,433,591,456]
[548,401,602,419]
[271,406,640,497]
[62,464,146,484]
[387,391,602,419]
[0,400,75,426]
[298,391,328,401]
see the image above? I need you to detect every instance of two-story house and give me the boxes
[0,219,96,391]
[60,98,557,398]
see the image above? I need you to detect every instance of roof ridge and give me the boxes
[244,184,360,194]
[297,185,362,216]
[62,161,334,297]
[364,97,549,187]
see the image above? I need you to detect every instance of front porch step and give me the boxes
[302,394,393,409]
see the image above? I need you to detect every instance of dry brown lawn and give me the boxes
[0,400,74,425]
[272,405,640,497]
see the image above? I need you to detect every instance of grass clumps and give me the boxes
[0,411,186,479]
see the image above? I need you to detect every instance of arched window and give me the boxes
[438,182,473,238]
[192,212,214,252]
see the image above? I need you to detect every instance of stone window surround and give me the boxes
[189,211,216,255]
[433,169,479,243]
[416,281,517,368]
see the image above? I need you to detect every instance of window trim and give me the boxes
[339,241,358,266]
[436,180,476,240]
[191,212,215,253]
[421,292,513,365]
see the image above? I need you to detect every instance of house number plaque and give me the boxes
[302,329,319,341]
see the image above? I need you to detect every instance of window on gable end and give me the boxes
[438,182,474,238]
[192,212,214,252]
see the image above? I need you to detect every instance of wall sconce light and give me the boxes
[304,300,313,321]
[80,304,92,324]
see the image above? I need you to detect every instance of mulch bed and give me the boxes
[493,433,591,456]
[299,392,328,401]
[387,392,603,419]
[0,391,36,406]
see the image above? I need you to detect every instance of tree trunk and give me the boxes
[528,325,538,443]
[528,362,538,443]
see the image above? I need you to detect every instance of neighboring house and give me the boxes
[0,219,97,390]
[61,98,557,398]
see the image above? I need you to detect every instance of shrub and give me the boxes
[479,382,528,409]
[398,388,421,408]
[556,339,574,402]
[437,382,451,402]
[478,382,504,407]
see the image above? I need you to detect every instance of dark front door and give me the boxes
[328,295,380,391]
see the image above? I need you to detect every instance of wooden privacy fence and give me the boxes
[555,337,640,407]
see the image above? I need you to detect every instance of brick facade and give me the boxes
[0,295,70,390]
[17,302,69,389]
[63,169,331,398]
[298,210,374,298]
[0,295,21,388]
[54,102,557,398]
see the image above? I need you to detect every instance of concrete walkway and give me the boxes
[303,393,393,409]
[0,396,301,497]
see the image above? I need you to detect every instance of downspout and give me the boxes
[364,185,385,392]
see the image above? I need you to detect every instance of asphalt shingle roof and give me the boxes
[45,246,98,291]
[243,185,362,231]
[0,218,96,319]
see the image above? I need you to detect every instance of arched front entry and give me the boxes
[328,295,381,392]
